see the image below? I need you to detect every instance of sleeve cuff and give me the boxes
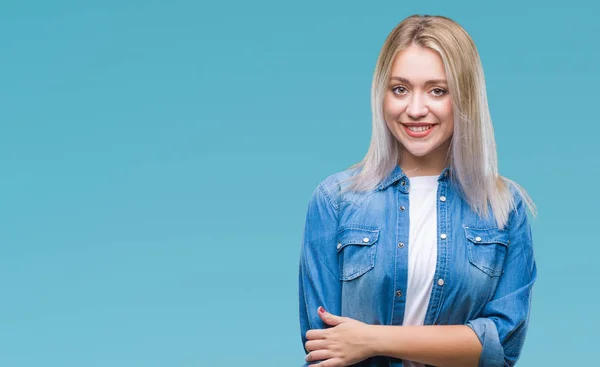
[466,318,506,367]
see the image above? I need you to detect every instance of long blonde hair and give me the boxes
[340,14,535,229]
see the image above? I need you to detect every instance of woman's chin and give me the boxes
[402,146,435,158]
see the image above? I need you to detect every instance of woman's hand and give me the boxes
[304,306,377,366]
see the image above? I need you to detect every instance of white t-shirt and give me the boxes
[403,175,439,367]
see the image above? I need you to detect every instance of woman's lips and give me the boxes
[402,123,436,138]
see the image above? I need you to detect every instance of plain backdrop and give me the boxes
[0,0,597,366]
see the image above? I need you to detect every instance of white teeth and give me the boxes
[407,125,432,132]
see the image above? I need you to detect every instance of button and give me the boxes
[399,206,406,211]
[363,237,370,243]
[395,290,403,297]
[337,243,342,250]
[438,278,445,286]
[440,196,446,202]
[398,242,404,248]
[475,236,482,242]
[440,233,447,239]
[401,180,406,186]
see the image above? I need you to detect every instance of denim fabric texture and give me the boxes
[299,165,537,367]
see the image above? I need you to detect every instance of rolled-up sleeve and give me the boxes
[298,182,342,363]
[466,193,538,367]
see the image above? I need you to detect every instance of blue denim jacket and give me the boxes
[298,165,537,367]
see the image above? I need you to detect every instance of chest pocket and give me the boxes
[336,226,379,281]
[463,226,509,277]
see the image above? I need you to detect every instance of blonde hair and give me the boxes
[339,14,535,229]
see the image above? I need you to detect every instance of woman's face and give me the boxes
[383,45,454,166]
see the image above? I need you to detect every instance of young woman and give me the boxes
[298,15,537,367]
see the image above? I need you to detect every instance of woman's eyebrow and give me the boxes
[390,76,447,85]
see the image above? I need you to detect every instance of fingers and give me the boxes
[306,328,327,340]
[318,306,345,326]
[305,349,335,364]
[305,339,328,352]
[310,357,344,367]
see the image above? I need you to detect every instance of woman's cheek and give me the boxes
[383,100,405,119]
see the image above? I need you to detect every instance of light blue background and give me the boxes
[0,0,595,365]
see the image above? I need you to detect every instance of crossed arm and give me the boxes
[304,306,482,367]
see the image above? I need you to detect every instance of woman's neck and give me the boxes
[399,145,450,178]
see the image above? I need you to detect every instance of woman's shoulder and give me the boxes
[499,175,537,223]
[312,166,369,210]
[318,166,361,191]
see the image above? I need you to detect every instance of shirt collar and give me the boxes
[376,165,451,191]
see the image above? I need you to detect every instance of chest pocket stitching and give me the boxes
[463,226,509,277]
[336,226,379,281]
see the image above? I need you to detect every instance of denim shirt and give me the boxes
[298,165,537,367]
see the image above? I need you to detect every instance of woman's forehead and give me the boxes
[390,46,447,83]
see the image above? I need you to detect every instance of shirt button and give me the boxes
[398,242,405,248]
[363,237,370,243]
[401,180,406,186]
[438,278,445,286]
[475,236,482,242]
[396,290,403,297]
[337,243,342,250]
[399,205,406,211]
[440,233,447,239]
[440,196,446,202]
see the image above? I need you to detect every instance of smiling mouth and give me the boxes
[401,123,436,137]
[406,125,433,132]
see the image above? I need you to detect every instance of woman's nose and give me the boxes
[406,94,428,120]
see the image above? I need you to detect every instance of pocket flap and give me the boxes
[463,227,509,246]
[336,227,380,252]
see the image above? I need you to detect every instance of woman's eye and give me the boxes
[392,86,407,95]
[431,88,447,96]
